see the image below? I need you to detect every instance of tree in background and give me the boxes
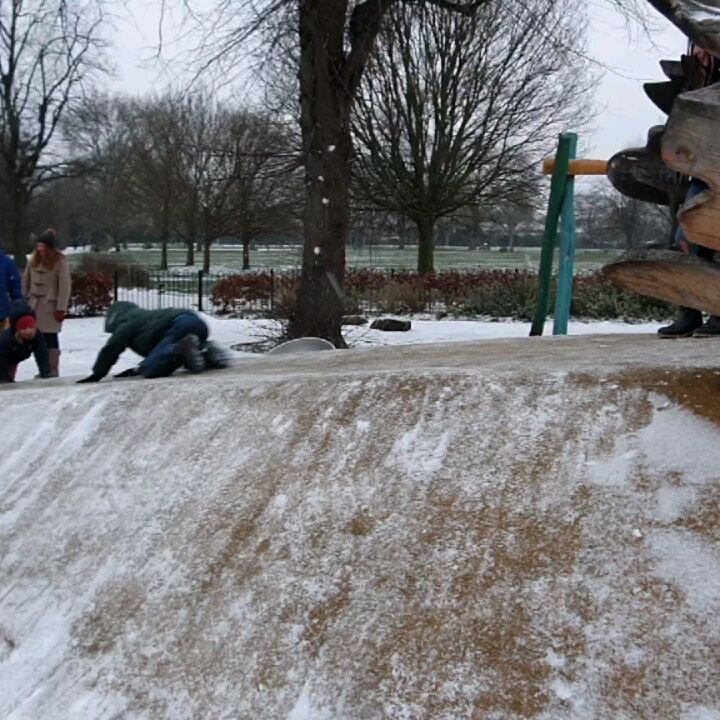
[123,93,186,270]
[64,93,134,252]
[352,0,591,274]
[224,112,301,271]
[174,0,507,345]
[576,187,672,249]
[173,104,301,272]
[0,0,107,265]
[51,90,304,270]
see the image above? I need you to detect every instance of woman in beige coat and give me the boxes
[22,229,71,377]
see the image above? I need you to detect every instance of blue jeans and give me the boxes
[675,179,713,257]
[139,313,208,378]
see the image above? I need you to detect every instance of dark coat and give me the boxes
[8,299,34,329]
[0,251,22,321]
[0,327,50,381]
[92,301,187,379]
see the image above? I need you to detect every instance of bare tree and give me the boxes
[489,201,537,251]
[576,186,672,250]
[352,0,590,273]
[122,93,185,270]
[171,104,301,272]
[607,191,671,251]
[225,112,301,270]
[172,93,216,267]
[0,0,107,265]
[64,92,135,252]
[170,0,495,346]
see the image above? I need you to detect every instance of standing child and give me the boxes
[22,229,71,376]
[0,305,51,383]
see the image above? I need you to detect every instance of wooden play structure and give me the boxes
[533,0,720,335]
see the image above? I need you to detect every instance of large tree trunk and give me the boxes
[9,187,30,269]
[507,226,517,251]
[287,0,350,348]
[416,217,435,274]
[160,200,170,271]
[242,236,251,271]
[186,228,195,267]
[186,202,197,266]
[203,238,211,274]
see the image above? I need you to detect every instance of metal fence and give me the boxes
[89,267,540,318]
[111,269,285,316]
[109,268,445,317]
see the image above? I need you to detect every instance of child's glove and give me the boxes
[76,374,101,384]
[55,311,65,323]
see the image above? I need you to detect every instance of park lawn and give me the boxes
[68,244,621,273]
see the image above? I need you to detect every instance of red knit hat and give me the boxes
[16,315,36,331]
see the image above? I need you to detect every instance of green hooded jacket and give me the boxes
[92,301,188,378]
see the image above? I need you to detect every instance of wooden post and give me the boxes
[542,158,606,176]
[553,134,578,335]
[530,133,574,336]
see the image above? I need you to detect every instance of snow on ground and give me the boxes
[2,336,720,719]
[15,315,662,381]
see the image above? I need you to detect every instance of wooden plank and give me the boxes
[662,85,720,252]
[603,249,720,316]
[542,158,607,176]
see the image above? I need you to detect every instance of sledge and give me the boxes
[266,337,335,356]
[603,249,720,316]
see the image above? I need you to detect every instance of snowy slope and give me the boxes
[1,335,719,719]
[13,315,662,382]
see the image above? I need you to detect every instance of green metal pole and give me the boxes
[530,133,573,336]
[553,133,578,336]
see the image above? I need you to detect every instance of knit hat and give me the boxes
[16,315,36,331]
[37,228,56,249]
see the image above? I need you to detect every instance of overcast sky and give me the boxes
[108,0,687,174]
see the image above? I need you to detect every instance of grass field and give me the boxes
[69,245,622,273]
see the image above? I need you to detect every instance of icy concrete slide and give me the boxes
[2,335,720,720]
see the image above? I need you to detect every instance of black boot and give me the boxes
[693,315,720,337]
[175,334,205,373]
[658,307,703,338]
[203,341,232,370]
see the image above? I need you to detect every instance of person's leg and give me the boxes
[170,314,208,373]
[138,314,208,378]
[138,333,181,378]
[676,179,708,255]
[682,182,720,336]
[659,179,708,337]
[43,333,60,377]
[170,313,208,345]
